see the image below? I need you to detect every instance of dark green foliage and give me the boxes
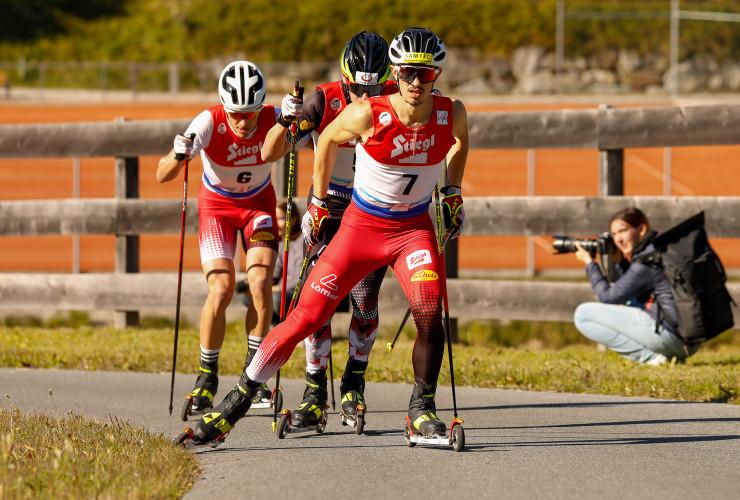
[2,1,740,63]
[2,0,123,43]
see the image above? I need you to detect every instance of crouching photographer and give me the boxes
[562,207,700,365]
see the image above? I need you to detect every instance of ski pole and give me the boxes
[328,348,336,411]
[434,183,442,246]
[386,307,412,352]
[387,226,454,353]
[273,81,302,432]
[287,243,312,314]
[439,248,459,420]
[168,133,195,415]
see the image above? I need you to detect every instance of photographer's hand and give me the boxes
[574,241,593,265]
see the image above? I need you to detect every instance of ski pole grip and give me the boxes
[174,133,195,161]
[290,81,301,135]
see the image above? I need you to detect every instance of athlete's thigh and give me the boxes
[199,212,239,264]
[298,218,387,319]
[391,228,445,307]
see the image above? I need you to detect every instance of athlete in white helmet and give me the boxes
[186,28,469,446]
[157,60,302,417]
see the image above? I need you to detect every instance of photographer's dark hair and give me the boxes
[611,207,649,230]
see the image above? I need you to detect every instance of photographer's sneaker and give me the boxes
[645,353,668,366]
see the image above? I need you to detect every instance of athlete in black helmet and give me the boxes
[261,31,398,431]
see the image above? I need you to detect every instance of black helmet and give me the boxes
[340,31,391,88]
[389,27,447,68]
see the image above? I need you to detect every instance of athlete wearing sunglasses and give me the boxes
[395,65,441,85]
[182,28,470,449]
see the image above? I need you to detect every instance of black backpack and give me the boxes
[637,212,735,344]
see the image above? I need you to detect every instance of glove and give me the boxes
[302,195,329,246]
[173,133,193,161]
[277,90,303,128]
[441,185,465,239]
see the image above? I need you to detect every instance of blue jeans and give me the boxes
[574,302,699,363]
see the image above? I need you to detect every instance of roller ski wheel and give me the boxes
[273,406,328,438]
[180,395,194,421]
[403,416,465,451]
[451,418,465,452]
[175,426,228,449]
[340,403,367,435]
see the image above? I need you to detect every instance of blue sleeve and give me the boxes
[586,261,656,305]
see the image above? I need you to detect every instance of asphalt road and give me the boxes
[2,368,739,499]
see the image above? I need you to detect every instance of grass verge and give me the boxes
[2,315,738,404]
[0,401,198,499]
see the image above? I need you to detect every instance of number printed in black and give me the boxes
[401,174,418,195]
[237,171,252,183]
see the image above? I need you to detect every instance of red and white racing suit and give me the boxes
[299,80,398,372]
[183,105,280,263]
[248,94,456,384]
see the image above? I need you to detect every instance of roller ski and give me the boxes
[180,361,218,421]
[275,371,328,439]
[176,372,258,448]
[175,426,228,449]
[402,381,465,452]
[250,382,283,412]
[243,351,283,411]
[339,359,367,435]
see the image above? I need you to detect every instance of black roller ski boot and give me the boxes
[181,361,218,420]
[177,372,259,448]
[340,359,367,429]
[407,380,446,438]
[243,350,273,407]
[291,371,328,427]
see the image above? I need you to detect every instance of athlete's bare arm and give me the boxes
[445,99,469,186]
[312,99,374,198]
[156,152,184,183]
[260,124,292,162]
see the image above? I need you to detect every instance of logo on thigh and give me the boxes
[411,270,438,281]
[253,215,273,230]
[406,249,432,270]
[310,273,339,300]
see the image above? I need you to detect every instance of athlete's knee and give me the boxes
[206,280,234,311]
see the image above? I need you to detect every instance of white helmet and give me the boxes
[218,60,266,113]
[388,28,447,68]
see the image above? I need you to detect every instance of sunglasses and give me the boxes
[228,109,260,121]
[395,65,440,84]
[347,82,384,97]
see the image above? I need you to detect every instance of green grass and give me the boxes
[0,403,198,499]
[2,312,738,404]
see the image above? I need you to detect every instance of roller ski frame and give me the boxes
[275,407,328,439]
[175,426,229,449]
[340,402,367,435]
[404,416,465,452]
[250,386,283,411]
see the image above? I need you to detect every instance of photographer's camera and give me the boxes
[552,232,616,256]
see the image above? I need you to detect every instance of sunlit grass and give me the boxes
[0,398,198,499]
[2,313,738,404]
